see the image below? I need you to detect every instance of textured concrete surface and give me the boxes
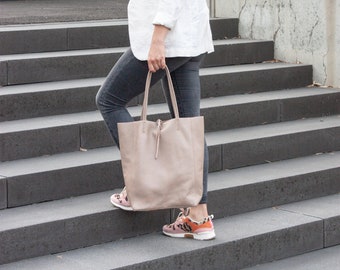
[0,118,80,162]
[279,194,340,247]
[208,152,340,218]
[6,161,122,208]
[0,9,339,267]
[1,88,339,161]
[0,0,129,25]
[0,18,237,55]
[0,63,313,122]
[199,63,312,98]
[0,82,100,121]
[280,92,340,121]
[0,39,274,86]
[0,22,129,55]
[0,204,325,269]
[0,177,6,210]
[0,190,170,265]
[202,40,274,67]
[224,0,340,88]
[244,245,340,270]
[3,49,124,85]
[220,115,340,169]
[0,61,6,85]
[210,18,239,39]
[0,27,68,55]
[0,18,234,53]
[1,118,339,207]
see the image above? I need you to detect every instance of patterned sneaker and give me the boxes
[162,212,216,240]
[110,187,133,211]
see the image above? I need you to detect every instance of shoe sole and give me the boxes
[163,230,216,241]
[110,198,134,211]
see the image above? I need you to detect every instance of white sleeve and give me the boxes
[152,0,183,29]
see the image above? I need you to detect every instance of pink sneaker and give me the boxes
[163,211,216,240]
[110,187,133,211]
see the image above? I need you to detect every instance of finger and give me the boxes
[148,61,156,73]
[152,62,160,72]
[161,58,166,69]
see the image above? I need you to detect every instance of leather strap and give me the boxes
[141,66,180,121]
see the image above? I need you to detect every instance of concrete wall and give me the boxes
[212,0,340,88]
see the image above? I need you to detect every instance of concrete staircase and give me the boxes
[0,16,340,270]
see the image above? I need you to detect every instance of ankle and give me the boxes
[187,204,209,221]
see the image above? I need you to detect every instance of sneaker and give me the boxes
[110,187,133,211]
[162,211,216,240]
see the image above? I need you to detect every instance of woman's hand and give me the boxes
[148,25,170,72]
[148,40,166,73]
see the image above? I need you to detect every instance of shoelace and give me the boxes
[169,212,186,228]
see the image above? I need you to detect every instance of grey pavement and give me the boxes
[0,0,128,25]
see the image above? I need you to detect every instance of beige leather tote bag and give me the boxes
[118,66,204,211]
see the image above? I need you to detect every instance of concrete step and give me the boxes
[242,245,340,270]
[0,63,312,121]
[208,152,340,218]
[1,87,339,161]
[207,115,340,169]
[0,194,339,268]
[0,39,274,86]
[1,117,339,208]
[0,18,239,54]
[0,190,169,265]
[0,0,129,25]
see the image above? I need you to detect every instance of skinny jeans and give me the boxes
[96,48,208,204]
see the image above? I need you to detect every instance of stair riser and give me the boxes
[0,85,100,121]
[201,66,313,98]
[223,127,340,169]
[0,85,140,122]
[1,124,80,162]
[0,25,128,55]
[1,42,274,86]
[0,62,6,86]
[3,53,122,86]
[202,41,274,67]
[210,18,239,40]
[2,93,339,162]
[280,94,340,121]
[0,19,238,55]
[4,134,340,208]
[0,210,170,265]
[209,168,340,219]
[5,161,123,209]
[0,65,312,122]
[0,177,6,209]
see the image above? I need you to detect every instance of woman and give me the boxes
[96,0,216,240]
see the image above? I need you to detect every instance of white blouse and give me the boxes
[128,0,214,60]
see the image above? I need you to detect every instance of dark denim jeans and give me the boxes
[96,48,208,204]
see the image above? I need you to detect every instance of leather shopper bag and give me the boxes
[118,66,204,211]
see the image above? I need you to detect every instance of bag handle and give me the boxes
[141,66,179,121]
